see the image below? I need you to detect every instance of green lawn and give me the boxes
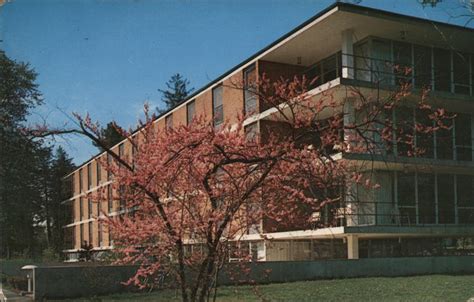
[62,274,474,302]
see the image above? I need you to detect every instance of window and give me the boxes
[436,113,454,160]
[165,114,173,129]
[107,185,113,213]
[87,164,92,190]
[453,52,470,94]
[321,53,340,83]
[456,175,474,224]
[392,41,412,85]
[305,63,322,89]
[79,169,83,192]
[119,185,126,211]
[107,154,112,181]
[186,100,195,125]
[79,197,83,219]
[433,48,451,92]
[354,41,371,82]
[437,174,455,224]
[455,113,472,161]
[417,174,435,224]
[414,45,432,89]
[98,222,103,247]
[415,109,434,158]
[245,122,258,142]
[118,143,124,158]
[96,162,101,186]
[397,172,416,225]
[244,64,257,114]
[212,85,223,126]
[88,221,93,245]
[108,225,112,247]
[395,107,414,157]
[88,198,93,218]
[80,224,83,245]
[371,39,391,84]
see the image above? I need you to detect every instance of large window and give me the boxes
[353,37,473,95]
[397,172,416,224]
[244,64,257,114]
[212,85,223,126]
[457,175,474,224]
[455,113,472,161]
[413,45,432,89]
[433,48,451,92]
[392,107,471,161]
[393,172,473,225]
[395,106,414,157]
[417,174,435,224]
[437,174,455,224]
[453,52,470,95]
[186,100,195,125]
[415,108,434,158]
[392,41,412,85]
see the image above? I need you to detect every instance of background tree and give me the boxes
[37,147,75,256]
[157,73,194,113]
[92,121,125,151]
[0,50,75,259]
[0,50,45,258]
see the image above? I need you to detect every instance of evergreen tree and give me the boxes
[92,122,125,151]
[157,73,194,113]
[0,50,51,258]
[48,147,75,255]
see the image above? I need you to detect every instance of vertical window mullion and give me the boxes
[469,54,473,96]
[450,50,454,93]
[415,172,419,225]
[411,43,415,87]
[454,175,459,224]
[434,173,439,224]
[431,47,435,91]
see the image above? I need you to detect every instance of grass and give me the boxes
[59,274,474,302]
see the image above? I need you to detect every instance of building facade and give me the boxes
[62,3,474,262]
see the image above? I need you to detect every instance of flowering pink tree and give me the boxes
[32,71,451,302]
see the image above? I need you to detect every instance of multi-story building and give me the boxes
[62,3,474,262]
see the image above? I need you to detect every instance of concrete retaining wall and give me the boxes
[220,256,474,284]
[33,265,139,300]
[31,256,474,300]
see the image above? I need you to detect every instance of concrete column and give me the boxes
[341,29,354,79]
[347,235,359,259]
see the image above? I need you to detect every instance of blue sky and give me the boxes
[2,0,472,164]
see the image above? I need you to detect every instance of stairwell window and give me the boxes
[213,85,223,127]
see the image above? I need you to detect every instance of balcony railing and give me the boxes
[310,200,473,228]
[339,53,473,96]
